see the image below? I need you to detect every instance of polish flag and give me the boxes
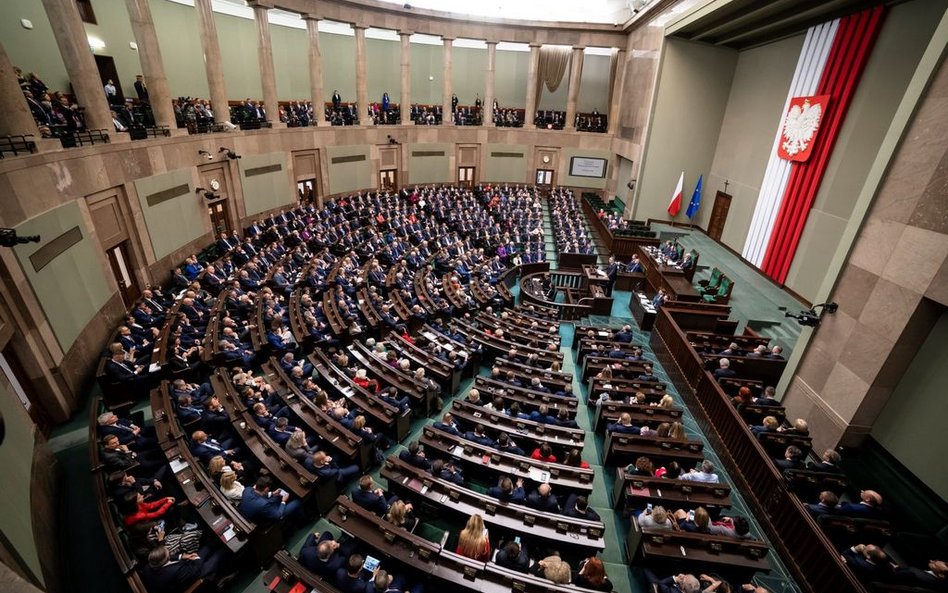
[667,172,684,217]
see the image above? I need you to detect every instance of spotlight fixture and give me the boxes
[0,228,40,248]
[219,147,241,160]
[781,302,838,328]
[194,187,218,200]
[197,149,213,160]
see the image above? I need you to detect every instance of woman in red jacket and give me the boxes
[120,491,175,527]
[530,443,558,463]
[456,514,491,561]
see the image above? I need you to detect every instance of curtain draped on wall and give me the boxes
[534,46,572,107]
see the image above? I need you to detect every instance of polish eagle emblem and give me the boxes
[778,95,829,162]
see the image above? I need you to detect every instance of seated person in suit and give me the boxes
[526,483,560,513]
[456,514,491,561]
[778,418,810,436]
[464,424,497,448]
[299,531,356,579]
[750,415,780,438]
[754,386,781,406]
[240,475,305,525]
[713,358,737,379]
[892,558,948,591]
[774,445,805,471]
[842,544,893,583]
[607,412,639,434]
[432,412,461,436]
[487,476,526,503]
[495,540,530,573]
[837,489,884,518]
[140,543,228,593]
[807,449,843,473]
[637,505,674,530]
[335,553,370,593]
[563,494,600,522]
[398,441,431,471]
[496,433,525,457]
[615,325,634,343]
[806,490,839,517]
[430,459,465,485]
[104,350,148,385]
[190,431,243,472]
[643,570,701,593]
[680,459,719,483]
[308,451,360,484]
[101,434,167,479]
[767,345,784,359]
[627,456,654,477]
[98,411,157,450]
[368,569,424,593]
[352,475,398,516]
[637,364,659,382]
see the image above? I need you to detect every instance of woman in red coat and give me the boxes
[456,514,491,561]
[120,491,175,527]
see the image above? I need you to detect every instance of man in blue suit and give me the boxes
[299,531,356,579]
[464,424,497,448]
[352,475,399,516]
[837,490,884,518]
[432,413,461,436]
[240,475,304,525]
[308,451,360,484]
[487,477,526,503]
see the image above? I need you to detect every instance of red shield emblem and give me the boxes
[777,95,830,162]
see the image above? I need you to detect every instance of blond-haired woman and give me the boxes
[456,514,491,561]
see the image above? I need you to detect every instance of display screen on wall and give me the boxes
[569,157,607,179]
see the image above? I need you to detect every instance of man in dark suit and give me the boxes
[104,351,148,385]
[837,490,884,518]
[842,544,894,583]
[807,449,843,473]
[240,475,304,525]
[892,560,948,591]
[308,451,360,484]
[464,424,496,448]
[335,554,369,593]
[299,531,355,579]
[806,490,839,517]
[140,545,226,592]
[754,386,781,406]
[526,484,560,513]
[495,540,530,573]
[643,570,702,593]
[713,358,737,379]
[774,445,804,471]
[607,412,639,434]
[352,475,398,516]
[487,477,526,503]
[615,325,634,343]
[605,256,620,296]
[397,441,431,471]
[134,75,149,102]
[563,494,600,522]
[97,411,156,450]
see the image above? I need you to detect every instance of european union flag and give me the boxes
[686,175,703,219]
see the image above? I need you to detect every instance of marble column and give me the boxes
[523,42,541,130]
[484,40,497,127]
[0,42,43,139]
[194,0,230,124]
[608,49,628,135]
[40,0,115,135]
[303,14,327,127]
[125,0,177,131]
[354,25,368,125]
[400,31,412,125]
[565,46,585,131]
[250,1,283,127]
[442,37,454,126]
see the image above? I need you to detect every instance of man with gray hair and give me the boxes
[679,460,719,484]
[644,570,701,593]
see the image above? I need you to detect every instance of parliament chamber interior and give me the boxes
[0,0,947,592]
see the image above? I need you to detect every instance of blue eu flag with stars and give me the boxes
[686,175,703,219]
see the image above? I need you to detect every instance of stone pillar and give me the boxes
[354,25,368,126]
[484,40,497,127]
[303,14,327,127]
[125,0,177,131]
[608,49,628,135]
[442,37,454,126]
[0,42,43,139]
[524,42,541,130]
[565,46,585,131]
[194,0,230,124]
[40,0,115,135]
[400,31,412,125]
[250,1,283,127]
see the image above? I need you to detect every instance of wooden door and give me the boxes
[458,166,475,188]
[207,199,232,235]
[707,191,732,241]
[106,241,140,308]
[379,170,397,192]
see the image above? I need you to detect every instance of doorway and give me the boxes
[458,167,475,188]
[379,169,397,192]
[105,241,140,308]
[297,179,316,205]
[707,191,732,241]
[94,55,124,105]
[536,169,554,186]
[207,199,232,236]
